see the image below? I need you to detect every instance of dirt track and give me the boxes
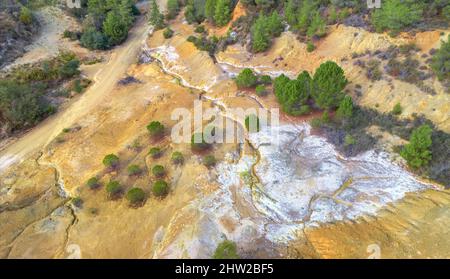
[0,11,152,172]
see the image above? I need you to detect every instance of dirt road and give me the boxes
[0,10,152,172]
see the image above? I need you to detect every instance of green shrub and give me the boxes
[163,28,174,39]
[213,240,239,259]
[191,132,211,151]
[392,103,402,115]
[336,95,353,119]
[126,187,146,205]
[307,42,315,52]
[0,80,51,131]
[71,197,83,208]
[400,124,432,169]
[106,180,122,198]
[235,68,258,88]
[194,25,206,33]
[149,147,163,158]
[430,35,449,82]
[344,134,356,146]
[203,155,217,167]
[102,154,119,168]
[58,59,80,79]
[19,6,32,25]
[152,180,169,197]
[255,84,267,96]
[259,75,272,85]
[87,177,100,190]
[171,151,184,164]
[152,165,166,177]
[245,114,260,132]
[80,27,109,50]
[147,121,165,138]
[127,164,142,176]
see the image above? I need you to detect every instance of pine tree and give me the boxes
[167,0,180,20]
[307,12,326,38]
[103,10,129,45]
[205,0,217,21]
[251,15,270,52]
[336,95,353,119]
[149,0,165,30]
[267,11,284,37]
[400,125,433,169]
[214,0,231,26]
[119,0,134,28]
[312,61,347,109]
[284,0,297,27]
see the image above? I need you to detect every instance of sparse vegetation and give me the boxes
[213,240,239,259]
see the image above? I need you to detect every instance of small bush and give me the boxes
[255,85,267,97]
[203,155,217,168]
[127,164,142,176]
[71,197,83,208]
[392,103,402,115]
[152,180,169,197]
[213,240,239,259]
[194,25,205,33]
[19,6,32,25]
[103,154,119,169]
[106,180,122,198]
[191,132,210,151]
[344,134,356,146]
[235,69,258,88]
[171,151,184,164]
[245,114,260,132]
[149,147,162,158]
[259,75,272,85]
[152,165,166,177]
[86,177,100,190]
[163,28,174,39]
[306,42,315,52]
[126,188,146,205]
[147,121,165,138]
